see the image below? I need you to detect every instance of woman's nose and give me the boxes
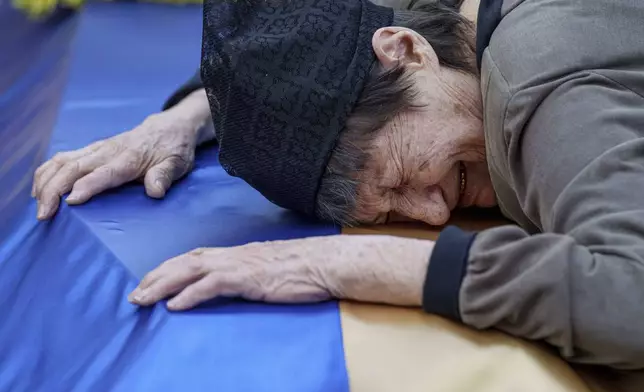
[387,211,416,223]
[408,186,451,226]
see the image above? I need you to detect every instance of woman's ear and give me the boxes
[372,27,436,70]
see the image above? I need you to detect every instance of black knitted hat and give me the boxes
[200,0,394,215]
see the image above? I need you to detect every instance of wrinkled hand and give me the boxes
[32,111,200,220]
[128,235,434,311]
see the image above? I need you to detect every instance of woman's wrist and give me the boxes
[166,88,215,145]
[195,118,216,146]
[318,235,433,307]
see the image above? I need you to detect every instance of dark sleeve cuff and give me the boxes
[422,225,477,322]
[162,70,203,111]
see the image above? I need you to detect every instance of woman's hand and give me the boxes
[32,89,213,220]
[128,235,434,311]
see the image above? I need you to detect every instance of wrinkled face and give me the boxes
[354,108,497,225]
[351,26,497,226]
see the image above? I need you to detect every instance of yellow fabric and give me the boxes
[340,213,591,392]
[12,0,202,20]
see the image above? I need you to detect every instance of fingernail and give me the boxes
[37,205,47,220]
[166,298,180,310]
[128,289,145,303]
[65,192,82,204]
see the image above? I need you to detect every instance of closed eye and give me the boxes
[391,180,409,195]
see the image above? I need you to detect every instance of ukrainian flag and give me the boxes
[0,2,591,391]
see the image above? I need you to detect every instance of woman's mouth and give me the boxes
[458,162,467,206]
[459,162,466,196]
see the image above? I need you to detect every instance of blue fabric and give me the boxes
[0,3,348,392]
[0,4,77,243]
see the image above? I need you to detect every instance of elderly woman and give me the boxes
[32,0,644,374]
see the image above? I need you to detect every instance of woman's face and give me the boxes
[350,26,497,226]
[353,107,497,226]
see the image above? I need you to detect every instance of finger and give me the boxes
[166,275,239,311]
[128,267,204,307]
[137,248,209,293]
[36,159,93,220]
[65,152,142,205]
[143,156,189,199]
[33,149,100,219]
[36,150,111,219]
[136,269,164,292]
[33,148,91,198]
[32,159,51,197]
[129,250,207,304]
[33,160,62,199]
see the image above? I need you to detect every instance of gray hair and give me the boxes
[315,0,476,226]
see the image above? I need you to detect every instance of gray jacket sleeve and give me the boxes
[424,73,644,369]
[466,75,644,369]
